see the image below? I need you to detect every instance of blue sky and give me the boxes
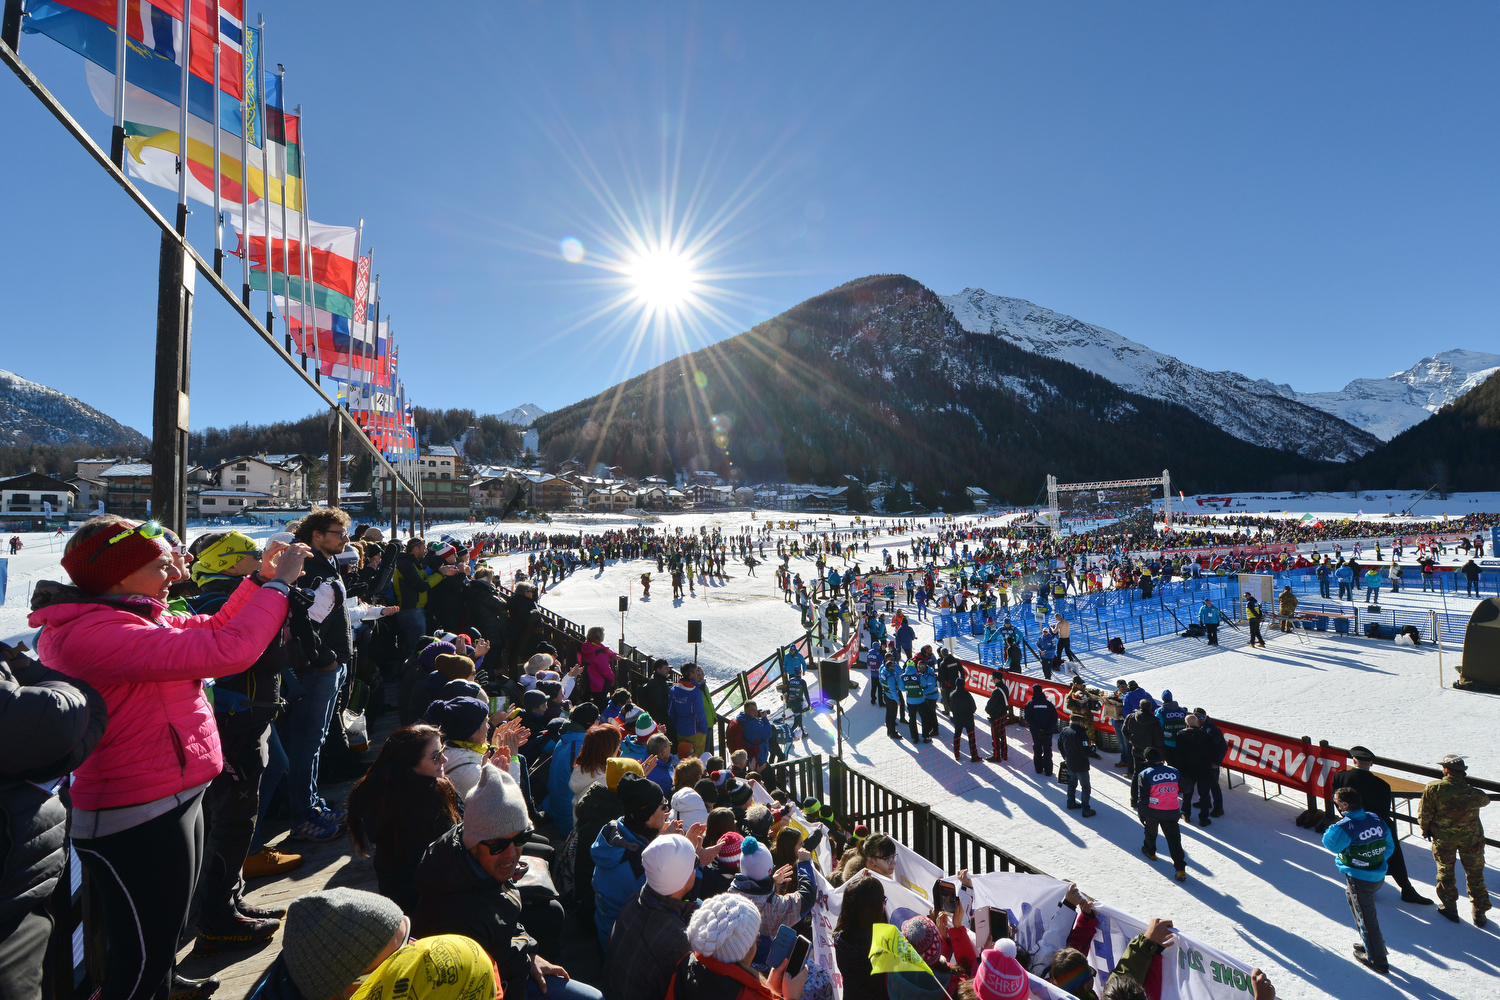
[3,2,1496,435]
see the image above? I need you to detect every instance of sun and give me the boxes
[625,246,697,313]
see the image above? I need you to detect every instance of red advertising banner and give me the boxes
[960,662,1117,733]
[1214,722,1347,800]
[961,661,1348,799]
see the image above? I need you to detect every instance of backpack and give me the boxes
[1108,637,1125,654]
[725,718,746,754]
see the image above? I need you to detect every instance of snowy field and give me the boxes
[3,503,1497,997]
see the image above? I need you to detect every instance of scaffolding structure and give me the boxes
[1045,470,1172,538]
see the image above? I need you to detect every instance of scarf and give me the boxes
[351,935,496,1000]
[448,739,490,754]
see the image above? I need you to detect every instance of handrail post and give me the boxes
[914,802,933,863]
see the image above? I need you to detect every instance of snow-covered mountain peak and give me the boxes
[939,289,1380,462]
[496,403,548,427]
[1269,349,1500,441]
[0,369,149,450]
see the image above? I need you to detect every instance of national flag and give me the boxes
[867,923,932,976]
[26,1,245,133]
[233,218,358,317]
[39,0,245,98]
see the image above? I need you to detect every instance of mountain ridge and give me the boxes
[0,369,149,453]
[939,290,1381,461]
[532,274,1332,504]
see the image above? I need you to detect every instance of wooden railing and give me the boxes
[827,757,1050,876]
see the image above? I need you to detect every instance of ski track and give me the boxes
[4,497,1498,999]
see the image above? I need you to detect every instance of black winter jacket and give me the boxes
[0,646,107,923]
[1024,697,1057,738]
[412,824,536,999]
[466,578,508,646]
[294,553,353,666]
[1057,723,1092,773]
[1122,708,1166,762]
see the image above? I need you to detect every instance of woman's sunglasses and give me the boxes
[480,829,534,855]
[88,521,165,564]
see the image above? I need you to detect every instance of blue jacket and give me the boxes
[591,820,648,945]
[866,647,884,671]
[880,663,905,701]
[1036,632,1057,659]
[618,736,651,763]
[1157,702,1188,747]
[1197,603,1221,626]
[646,757,675,796]
[826,569,841,589]
[1335,565,1354,583]
[783,650,807,677]
[736,710,775,762]
[668,681,707,738]
[1123,688,1152,717]
[1322,809,1393,882]
[895,624,916,650]
[545,724,590,835]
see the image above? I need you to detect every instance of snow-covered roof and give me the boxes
[100,464,153,477]
[200,489,272,498]
[426,446,460,458]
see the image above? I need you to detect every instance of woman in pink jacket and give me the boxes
[579,626,619,712]
[28,516,309,1000]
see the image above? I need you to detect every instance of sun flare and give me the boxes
[625,246,697,313]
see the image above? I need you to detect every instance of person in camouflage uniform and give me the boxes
[1418,753,1491,925]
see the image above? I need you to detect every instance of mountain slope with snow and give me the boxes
[496,403,548,427]
[939,290,1381,462]
[0,369,149,451]
[1258,349,1500,441]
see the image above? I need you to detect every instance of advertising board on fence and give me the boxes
[961,663,1348,798]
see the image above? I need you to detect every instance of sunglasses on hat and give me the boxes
[88,521,166,564]
[480,829,535,855]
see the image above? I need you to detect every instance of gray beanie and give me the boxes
[687,892,761,963]
[461,763,531,849]
[282,888,404,1000]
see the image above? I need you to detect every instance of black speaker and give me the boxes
[819,658,849,701]
[687,620,702,644]
[619,596,629,613]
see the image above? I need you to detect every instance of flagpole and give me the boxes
[212,32,223,276]
[276,66,292,358]
[110,0,127,167]
[238,16,253,305]
[351,219,365,426]
[257,14,275,344]
[175,0,192,235]
[300,106,321,383]
[290,102,307,368]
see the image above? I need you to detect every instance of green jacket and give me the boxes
[1419,774,1490,844]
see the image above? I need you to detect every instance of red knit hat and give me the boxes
[62,520,171,595]
[973,940,1029,1000]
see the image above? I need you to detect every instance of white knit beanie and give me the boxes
[740,836,774,881]
[671,788,709,829]
[687,892,761,963]
[461,763,531,849]
[642,833,698,895]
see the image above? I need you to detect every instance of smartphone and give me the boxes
[765,925,798,970]
[787,935,812,978]
[934,880,958,915]
[989,907,1011,942]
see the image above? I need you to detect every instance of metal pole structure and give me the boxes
[327,409,341,507]
[0,36,424,513]
[174,0,191,235]
[151,231,193,539]
[110,0,126,166]
[1162,468,1172,529]
[258,16,276,345]
[276,67,291,356]
[1,0,22,51]
[212,39,223,276]
[1433,608,1442,687]
[238,15,252,305]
